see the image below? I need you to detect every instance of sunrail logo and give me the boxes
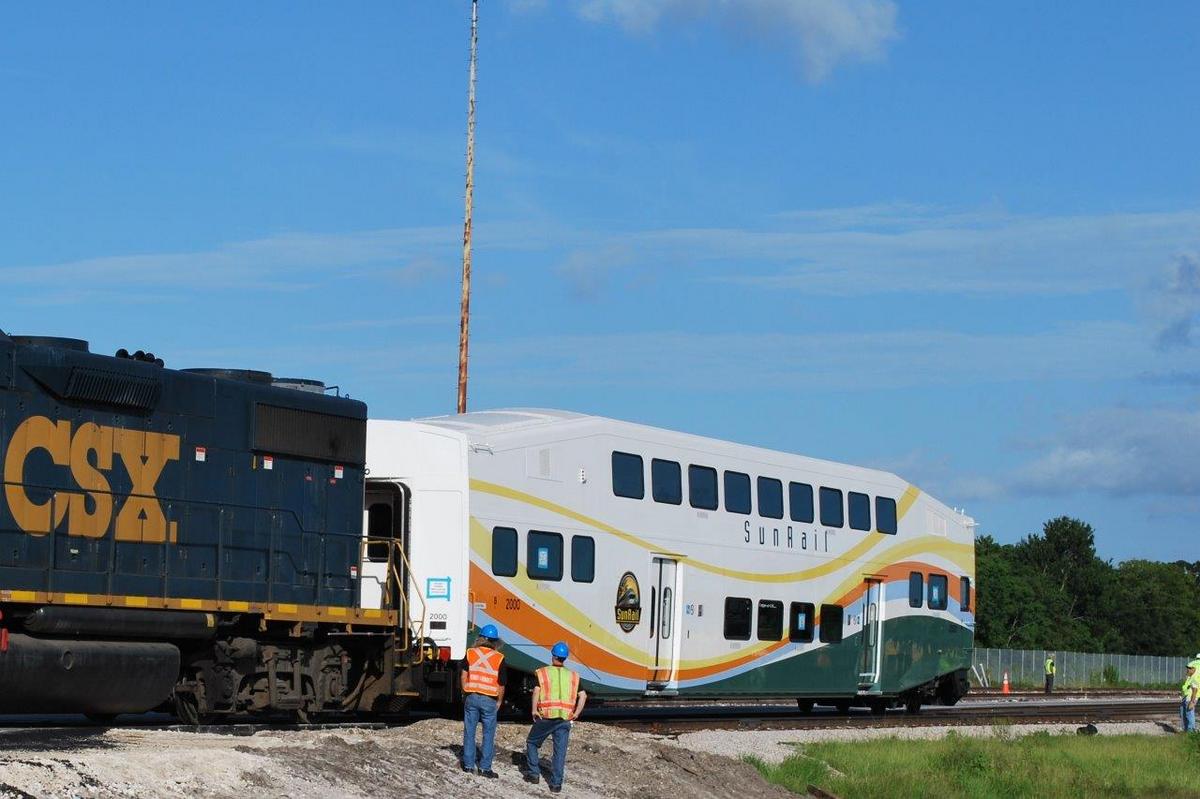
[615,571,641,633]
[2,416,180,542]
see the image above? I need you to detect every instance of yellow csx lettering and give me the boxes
[2,416,180,542]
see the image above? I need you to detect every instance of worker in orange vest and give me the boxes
[460,624,506,778]
[523,641,587,793]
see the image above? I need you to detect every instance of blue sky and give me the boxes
[2,2,1197,562]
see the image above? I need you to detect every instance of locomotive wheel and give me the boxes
[796,699,815,714]
[173,693,201,726]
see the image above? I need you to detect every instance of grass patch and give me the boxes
[754,731,1200,798]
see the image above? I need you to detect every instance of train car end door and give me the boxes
[646,556,681,693]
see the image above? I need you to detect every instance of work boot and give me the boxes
[480,770,499,779]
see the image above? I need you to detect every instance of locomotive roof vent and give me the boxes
[272,377,326,394]
[11,335,90,352]
[183,368,274,385]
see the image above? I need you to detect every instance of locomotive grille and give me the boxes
[253,403,367,465]
[64,367,162,412]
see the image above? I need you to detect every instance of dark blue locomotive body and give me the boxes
[0,332,405,718]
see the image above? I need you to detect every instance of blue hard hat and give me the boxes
[551,641,569,660]
[479,623,499,639]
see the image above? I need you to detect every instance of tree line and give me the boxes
[974,515,1197,656]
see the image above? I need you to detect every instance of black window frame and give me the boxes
[757,477,784,520]
[688,464,719,510]
[789,601,815,643]
[570,535,595,583]
[788,482,814,523]
[756,599,784,641]
[724,471,752,515]
[908,571,924,608]
[651,458,683,505]
[848,491,872,531]
[526,530,564,582]
[928,573,949,611]
[723,596,753,641]
[960,576,971,612]
[611,451,645,499]
[876,496,898,534]
[491,526,518,577]
[819,486,844,528]
[819,604,844,643]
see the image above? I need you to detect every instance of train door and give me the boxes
[646,557,680,692]
[359,481,410,610]
[858,577,885,693]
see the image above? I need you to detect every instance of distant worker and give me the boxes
[461,624,505,778]
[524,641,588,793]
[1182,661,1200,733]
[1044,652,1056,694]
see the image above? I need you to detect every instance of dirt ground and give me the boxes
[0,719,796,799]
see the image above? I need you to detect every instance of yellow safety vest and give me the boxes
[464,646,504,697]
[1181,673,1198,700]
[1045,658,1055,675]
[535,665,580,720]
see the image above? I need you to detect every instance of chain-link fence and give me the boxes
[971,647,1190,689]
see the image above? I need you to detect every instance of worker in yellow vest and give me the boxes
[460,624,506,778]
[1044,653,1056,694]
[524,641,587,793]
[1181,660,1199,733]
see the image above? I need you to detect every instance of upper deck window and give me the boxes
[789,482,814,523]
[612,451,644,499]
[848,491,871,531]
[819,487,844,528]
[757,477,784,519]
[688,465,719,510]
[652,458,682,505]
[724,471,752,515]
[876,496,898,535]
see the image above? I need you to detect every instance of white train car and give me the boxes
[400,409,975,711]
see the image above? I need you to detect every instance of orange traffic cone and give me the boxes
[1002,672,1011,694]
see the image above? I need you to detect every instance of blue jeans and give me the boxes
[1182,699,1195,732]
[526,718,571,786]
[462,693,499,770]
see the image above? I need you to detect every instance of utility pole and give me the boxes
[456,0,478,415]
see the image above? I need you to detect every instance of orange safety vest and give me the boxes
[464,646,504,697]
[535,665,580,720]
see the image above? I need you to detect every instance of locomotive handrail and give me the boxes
[389,538,428,665]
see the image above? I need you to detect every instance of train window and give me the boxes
[876,496,898,535]
[819,604,843,643]
[492,527,519,577]
[724,471,752,514]
[688,465,719,510]
[527,530,564,581]
[571,536,595,583]
[789,482,814,523]
[789,602,815,643]
[612,451,645,499]
[819,487,844,528]
[652,459,683,505]
[757,477,784,519]
[961,576,971,612]
[757,599,784,641]
[848,492,871,531]
[928,574,948,610]
[723,597,752,640]
[366,502,393,562]
[908,571,923,608]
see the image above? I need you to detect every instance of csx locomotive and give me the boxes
[0,331,442,721]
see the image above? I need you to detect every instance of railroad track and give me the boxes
[596,699,1180,734]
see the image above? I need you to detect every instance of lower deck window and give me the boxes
[908,571,923,608]
[789,602,815,643]
[724,597,752,640]
[928,574,948,610]
[757,599,783,641]
[819,604,843,643]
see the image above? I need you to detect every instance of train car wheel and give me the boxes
[173,693,201,726]
[905,696,922,715]
[834,700,851,715]
[796,699,815,714]
[868,699,887,717]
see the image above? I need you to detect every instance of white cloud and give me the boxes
[1011,405,1200,497]
[1150,253,1200,350]
[558,205,1200,297]
[520,0,899,82]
